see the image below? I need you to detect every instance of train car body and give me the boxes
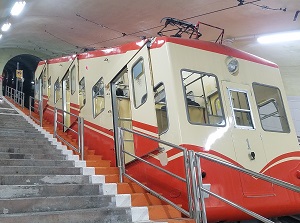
[34,37,300,222]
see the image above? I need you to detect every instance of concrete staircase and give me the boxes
[1,97,195,223]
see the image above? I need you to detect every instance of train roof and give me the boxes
[38,37,278,68]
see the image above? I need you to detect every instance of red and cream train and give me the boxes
[34,36,300,222]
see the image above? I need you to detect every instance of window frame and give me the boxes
[70,65,76,95]
[131,58,148,109]
[154,82,170,135]
[252,82,290,133]
[54,77,60,104]
[79,77,86,109]
[228,88,255,130]
[181,69,226,127]
[92,77,105,118]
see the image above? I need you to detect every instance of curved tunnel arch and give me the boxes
[2,54,42,108]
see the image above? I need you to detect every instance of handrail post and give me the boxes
[79,117,84,160]
[117,127,125,183]
[195,153,208,223]
[189,150,205,223]
[39,99,43,127]
[54,107,57,138]
[183,150,194,218]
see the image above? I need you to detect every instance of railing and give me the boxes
[29,96,43,126]
[54,107,84,160]
[5,86,24,108]
[117,127,194,219]
[117,127,300,223]
[191,151,300,223]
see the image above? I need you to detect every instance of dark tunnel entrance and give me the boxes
[2,54,42,108]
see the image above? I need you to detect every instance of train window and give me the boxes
[154,83,169,135]
[181,70,225,126]
[47,76,51,98]
[54,78,60,103]
[253,83,290,133]
[70,65,76,95]
[132,59,147,108]
[79,77,86,109]
[229,90,254,129]
[92,77,105,118]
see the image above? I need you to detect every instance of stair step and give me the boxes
[0,175,103,185]
[0,207,136,223]
[117,183,147,194]
[0,184,103,198]
[105,174,120,183]
[0,152,67,160]
[148,205,182,220]
[0,159,75,167]
[153,219,195,223]
[0,147,62,155]
[131,193,163,206]
[95,167,119,175]
[0,195,116,214]
[84,154,103,160]
[0,166,85,175]
[86,160,111,167]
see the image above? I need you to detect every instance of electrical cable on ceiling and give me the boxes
[28,40,59,56]
[48,0,265,55]
[250,3,286,11]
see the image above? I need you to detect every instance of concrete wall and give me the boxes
[0,48,48,73]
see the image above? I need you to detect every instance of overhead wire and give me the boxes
[48,0,266,54]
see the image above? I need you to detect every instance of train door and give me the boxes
[112,43,159,162]
[221,81,274,197]
[62,72,70,131]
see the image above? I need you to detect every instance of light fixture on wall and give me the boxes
[0,34,2,39]
[10,1,26,16]
[1,23,11,32]
[257,31,300,44]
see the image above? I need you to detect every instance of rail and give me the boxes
[117,127,194,219]
[191,151,300,223]
[5,86,24,108]
[117,127,300,223]
[54,107,84,160]
[29,96,43,126]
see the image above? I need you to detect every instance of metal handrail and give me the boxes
[117,126,300,223]
[192,151,300,223]
[54,107,84,160]
[29,96,43,126]
[5,86,24,108]
[117,127,194,219]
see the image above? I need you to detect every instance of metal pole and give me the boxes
[183,150,194,218]
[54,107,57,138]
[39,99,43,127]
[117,127,124,183]
[15,62,19,104]
[188,150,203,223]
[80,117,84,160]
[195,154,208,223]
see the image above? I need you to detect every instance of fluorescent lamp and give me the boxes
[10,1,26,16]
[257,31,300,44]
[1,23,11,32]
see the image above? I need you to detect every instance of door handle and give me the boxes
[246,138,255,160]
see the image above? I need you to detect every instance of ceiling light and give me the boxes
[10,1,26,16]
[257,31,300,44]
[1,23,11,32]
